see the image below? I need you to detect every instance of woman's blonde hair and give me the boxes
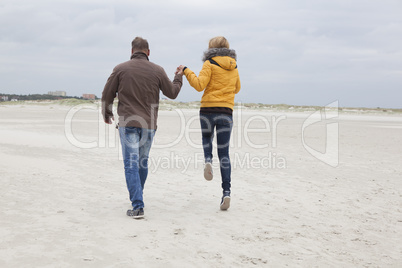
[208,36,230,49]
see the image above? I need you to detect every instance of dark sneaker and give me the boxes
[127,208,144,219]
[204,162,213,181]
[220,191,231,210]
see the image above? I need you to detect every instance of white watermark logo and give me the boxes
[147,152,287,174]
[302,101,339,167]
[63,101,339,171]
[64,104,117,149]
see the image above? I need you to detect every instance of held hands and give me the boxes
[175,65,186,75]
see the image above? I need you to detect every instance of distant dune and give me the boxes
[2,99,401,114]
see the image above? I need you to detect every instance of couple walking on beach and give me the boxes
[101,36,241,219]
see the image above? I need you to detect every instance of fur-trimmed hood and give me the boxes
[202,48,237,62]
[202,48,237,71]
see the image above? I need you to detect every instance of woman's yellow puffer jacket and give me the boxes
[183,48,241,110]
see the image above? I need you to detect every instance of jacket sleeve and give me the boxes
[159,69,183,99]
[235,72,241,94]
[101,68,119,122]
[183,61,212,92]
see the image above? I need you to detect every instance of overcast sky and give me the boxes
[1,0,401,108]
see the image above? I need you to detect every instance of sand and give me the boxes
[0,102,401,267]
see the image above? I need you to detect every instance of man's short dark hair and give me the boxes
[132,37,149,51]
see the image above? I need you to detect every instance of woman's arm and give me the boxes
[183,61,212,92]
[235,73,241,94]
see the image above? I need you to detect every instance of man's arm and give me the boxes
[159,69,183,99]
[101,69,119,124]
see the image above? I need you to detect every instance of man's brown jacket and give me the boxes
[102,52,182,129]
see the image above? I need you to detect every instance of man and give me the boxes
[102,37,183,219]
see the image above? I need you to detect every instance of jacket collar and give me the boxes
[202,48,237,62]
[130,52,149,61]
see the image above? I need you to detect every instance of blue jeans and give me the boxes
[119,127,155,209]
[200,113,233,192]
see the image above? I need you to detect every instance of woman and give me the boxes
[178,36,241,210]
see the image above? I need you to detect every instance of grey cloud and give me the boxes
[1,0,401,107]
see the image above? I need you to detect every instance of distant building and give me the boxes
[48,91,66,97]
[83,94,96,100]
[0,96,8,101]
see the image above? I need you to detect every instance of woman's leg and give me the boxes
[200,113,215,163]
[215,114,233,193]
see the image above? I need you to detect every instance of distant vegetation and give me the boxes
[0,93,101,102]
[0,93,86,101]
[1,94,401,113]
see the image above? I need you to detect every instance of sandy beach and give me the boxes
[0,101,401,267]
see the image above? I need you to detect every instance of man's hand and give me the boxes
[104,116,114,124]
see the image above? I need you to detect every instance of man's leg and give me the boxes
[138,128,156,189]
[119,127,144,210]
